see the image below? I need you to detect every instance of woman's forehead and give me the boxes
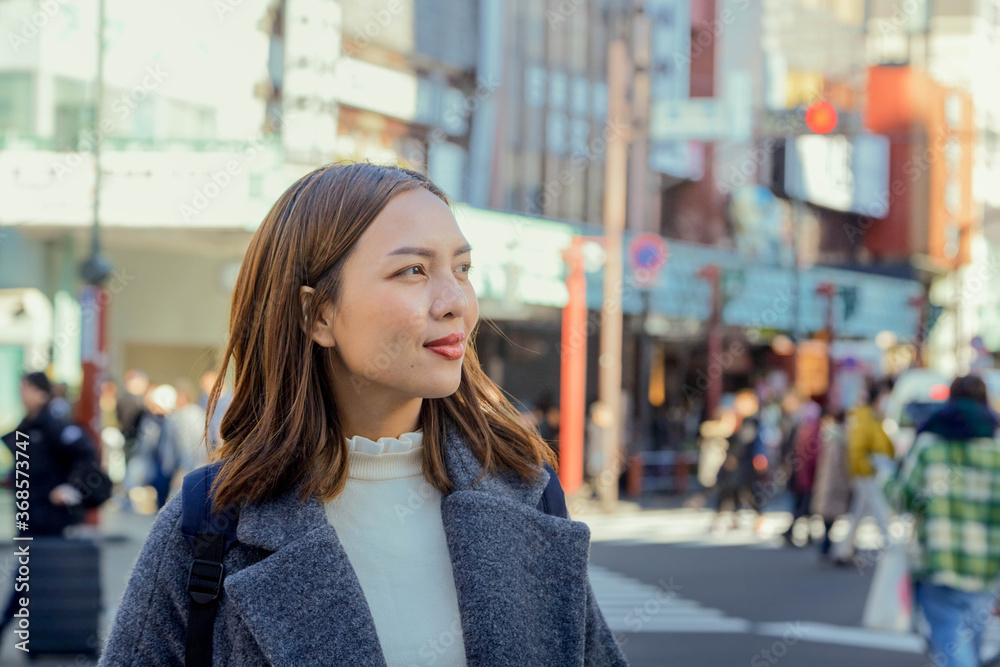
[358,191,466,253]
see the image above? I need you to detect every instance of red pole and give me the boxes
[76,285,107,526]
[559,236,588,495]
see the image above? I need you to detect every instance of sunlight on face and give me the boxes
[329,188,479,400]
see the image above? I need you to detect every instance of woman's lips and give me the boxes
[425,342,464,360]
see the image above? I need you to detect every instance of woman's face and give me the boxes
[305,188,478,402]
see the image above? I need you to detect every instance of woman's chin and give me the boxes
[419,375,463,399]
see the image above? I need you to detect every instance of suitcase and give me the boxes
[17,536,102,660]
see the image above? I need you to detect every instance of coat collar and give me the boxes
[230,417,551,550]
[223,417,592,666]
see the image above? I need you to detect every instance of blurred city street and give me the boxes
[0,490,982,665]
[586,508,929,666]
[2,0,1000,664]
[0,495,155,666]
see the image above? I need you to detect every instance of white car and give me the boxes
[882,369,951,459]
[978,368,1000,414]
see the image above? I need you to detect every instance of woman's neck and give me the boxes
[339,402,423,443]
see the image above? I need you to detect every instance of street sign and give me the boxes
[628,233,669,287]
[650,98,728,142]
[649,72,752,143]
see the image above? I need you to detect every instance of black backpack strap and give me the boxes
[180,462,239,667]
[536,462,570,519]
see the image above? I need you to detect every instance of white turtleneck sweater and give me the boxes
[324,429,467,666]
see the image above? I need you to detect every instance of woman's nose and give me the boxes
[432,281,468,319]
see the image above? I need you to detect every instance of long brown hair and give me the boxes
[204,162,557,512]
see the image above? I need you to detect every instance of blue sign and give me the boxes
[629,234,669,287]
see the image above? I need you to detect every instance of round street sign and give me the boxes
[628,233,669,287]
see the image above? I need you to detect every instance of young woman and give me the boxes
[99,163,629,666]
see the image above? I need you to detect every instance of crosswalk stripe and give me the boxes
[588,564,749,634]
[580,509,891,550]
[585,563,947,653]
[756,621,924,654]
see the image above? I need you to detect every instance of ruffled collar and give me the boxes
[342,429,424,480]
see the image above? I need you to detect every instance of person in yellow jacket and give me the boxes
[832,381,895,565]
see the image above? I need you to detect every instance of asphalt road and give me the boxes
[583,509,936,667]
[0,497,985,667]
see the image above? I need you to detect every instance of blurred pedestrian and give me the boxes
[0,372,106,638]
[99,380,120,431]
[534,394,560,456]
[543,404,560,455]
[810,410,851,562]
[885,375,1000,667]
[711,414,764,533]
[168,379,209,492]
[198,369,230,448]
[782,399,821,546]
[116,369,149,461]
[832,380,895,563]
[585,400,611,490]
[49,381,71,419]
[515,402,536,430]
[128,384,181,510]
[651,404,671,450]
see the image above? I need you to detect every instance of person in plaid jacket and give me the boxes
[885,374,1000,667]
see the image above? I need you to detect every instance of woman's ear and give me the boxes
[299,286,336,348]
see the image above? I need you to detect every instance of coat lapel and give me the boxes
[223,418,593,666]
[223,489,389,666]
[440,420,594,665]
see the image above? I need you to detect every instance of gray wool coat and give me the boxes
[98,419,630,666]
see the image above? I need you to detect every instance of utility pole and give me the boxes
[77,0,114,527]
[697,265,722,418]
[597,28,632,511]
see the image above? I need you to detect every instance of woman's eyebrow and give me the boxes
[386,244,473,258]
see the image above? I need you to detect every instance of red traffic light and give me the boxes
[805,101,838,134]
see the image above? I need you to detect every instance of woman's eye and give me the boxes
[397,264,473,277]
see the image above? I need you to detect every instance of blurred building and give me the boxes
[0,0,276,420]
[756,0,999,375]
[0,0,993,455]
